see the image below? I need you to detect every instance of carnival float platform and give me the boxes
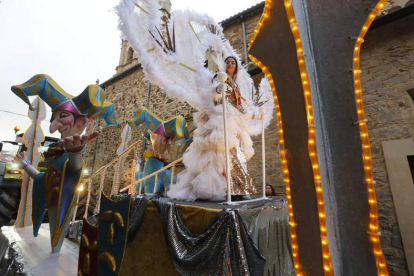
[0,196,294,276]
[118,197,293,276]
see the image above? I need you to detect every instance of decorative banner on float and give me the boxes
[15,97,46,228]
[98,194,131,276]
[78,218,99,276]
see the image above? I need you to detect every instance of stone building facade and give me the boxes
[360,9,414,275]
[83,1,413,274]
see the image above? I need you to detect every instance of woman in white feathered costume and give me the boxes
[116,0,274,201]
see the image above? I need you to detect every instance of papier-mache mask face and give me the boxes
[11,74,119,137]
[149,132,170,154]
[49,110,90,138]
[128,106,190,154]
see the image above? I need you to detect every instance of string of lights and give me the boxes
[283,0,334,273]
[353,1,389,275]
[130,146,138,195]
[248,0,303,274]
[249,0,389,274]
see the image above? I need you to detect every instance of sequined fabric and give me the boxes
[87,214,100,227]
[0,227,33,276]
[214,78,245,114]
[214,78,254,196]
[68,219,84,242]
[68,215,99,244]
[229,146,255,196]
[127,195,150,243]
[0,244,31,275]
[111,193,129,202]
[239,199,295,276]
[153,198,265,276]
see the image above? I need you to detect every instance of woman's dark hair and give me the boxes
[211,56,239,82]
[266,184,276,196]
[225,56,238,76]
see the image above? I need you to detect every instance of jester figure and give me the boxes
[128,106,189,195]
[12,74,118,253]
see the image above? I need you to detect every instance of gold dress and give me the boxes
[216,77,256,196]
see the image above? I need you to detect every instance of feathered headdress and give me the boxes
[11,74,118,129]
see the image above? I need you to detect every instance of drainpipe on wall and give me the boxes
[241,15,249,67]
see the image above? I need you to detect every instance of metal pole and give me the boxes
[84,178,92,219]
[222,86,232,204]
[262,111,266,198]
[153,174,158,194]
[95,168,106,214]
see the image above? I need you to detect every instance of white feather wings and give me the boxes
[116,0,274,136]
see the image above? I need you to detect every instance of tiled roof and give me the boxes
[220,1,265,26]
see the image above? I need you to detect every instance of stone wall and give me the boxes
[360,13,414,276]
[84,67,195,195]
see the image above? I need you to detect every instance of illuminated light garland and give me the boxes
[250,0,336,273]
[248,1,302,273]
[95,168,107,214]
[130,146,138,195]
[71,190,81,224]
[248,54,304,275]
[248,1,271,51]
[115,160,122,195]
[283,1,334,274]
[84,178,92,219]
[353,1,389,274]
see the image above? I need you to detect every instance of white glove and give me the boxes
[216,83,227,94]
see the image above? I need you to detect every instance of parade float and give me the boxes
[0,0,391,275]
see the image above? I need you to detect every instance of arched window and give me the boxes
[407,88,414,108]
[127,47,134,62]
